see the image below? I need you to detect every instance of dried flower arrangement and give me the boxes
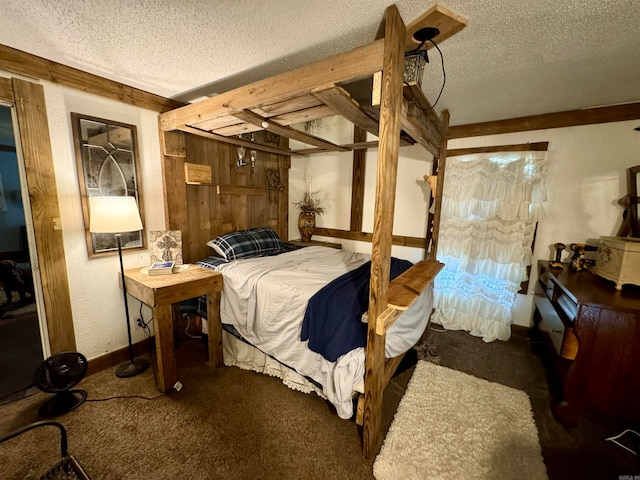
[293,182,325,215]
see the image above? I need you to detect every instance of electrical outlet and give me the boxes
[174,381,183,392]
[136,318,143,328]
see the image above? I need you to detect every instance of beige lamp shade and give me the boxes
[89,196,143,233]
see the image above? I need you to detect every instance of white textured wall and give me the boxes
[43,82,165,359]
[291,118,640,328]
[290,116,434,264]
[448,121,640,326]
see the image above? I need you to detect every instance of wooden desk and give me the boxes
[123,265,223,392]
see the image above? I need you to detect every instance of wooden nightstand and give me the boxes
[123,265,223,392]
[289,238,342,249]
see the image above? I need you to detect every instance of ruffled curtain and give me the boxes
[432,151,547,342]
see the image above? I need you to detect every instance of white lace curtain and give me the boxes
[432,150,548,342]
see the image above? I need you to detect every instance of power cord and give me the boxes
[85,349,164,402]
[130,304,163,394]
[184,314,203,339]
[425,38,446,109]
[84,349,164,402]
[137,303,153,334]
[86,393,164,402]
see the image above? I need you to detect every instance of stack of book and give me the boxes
[148,261,175,276]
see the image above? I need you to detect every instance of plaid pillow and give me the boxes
[196,256,230,270]
[206,227,284,261]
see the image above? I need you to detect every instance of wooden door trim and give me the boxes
[0,77,13,103]
[11,78,76,353]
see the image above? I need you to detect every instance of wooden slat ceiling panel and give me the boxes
[213,105,335,137]
[181,72,444,156]
[190,114,240,131]
[190,93,325,134]
[312,85,380,138]
[254,94,324,117]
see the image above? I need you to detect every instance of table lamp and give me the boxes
[89,196,149,378]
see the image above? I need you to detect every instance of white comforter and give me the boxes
[216,246,433,419]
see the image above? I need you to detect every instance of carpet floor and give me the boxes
[0,326,638,479]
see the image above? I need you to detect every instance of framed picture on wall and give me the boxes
[71,113,146,257]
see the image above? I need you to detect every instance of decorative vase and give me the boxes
[298,211,316,242]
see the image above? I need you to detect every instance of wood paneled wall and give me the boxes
[161,130,290,264]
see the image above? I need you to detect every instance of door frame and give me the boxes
[0,76,76,354]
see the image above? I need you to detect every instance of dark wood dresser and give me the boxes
[533,260,640,426]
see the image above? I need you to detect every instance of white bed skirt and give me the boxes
[222,330,329,399]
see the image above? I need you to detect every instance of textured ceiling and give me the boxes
[1,0,638,125]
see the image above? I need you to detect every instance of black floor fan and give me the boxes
[33,352,88,417]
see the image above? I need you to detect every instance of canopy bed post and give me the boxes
[362,4,406,460]
[428,109,450,258]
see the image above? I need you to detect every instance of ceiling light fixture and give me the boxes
[412,27,440,49]
[404,27,440,88]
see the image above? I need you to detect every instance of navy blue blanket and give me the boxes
[300,258,413,362]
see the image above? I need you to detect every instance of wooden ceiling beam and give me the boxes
[400,100,441,157]
[160,39,384,131]
[232,109,349,152]
[362,105,414,147]
[0,44,183,113]
[291,140,381,156]
[402,84,445,136]
[312,85,380,138]
[177,125,292,156]
[447,142,549,157]
[449,102,640,138]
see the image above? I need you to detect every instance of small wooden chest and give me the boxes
[591,236,640,290]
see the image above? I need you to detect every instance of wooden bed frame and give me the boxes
[157,4,465,459]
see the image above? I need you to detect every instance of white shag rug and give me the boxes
[374,361,548,480]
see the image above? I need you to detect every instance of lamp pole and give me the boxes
[115,233,149,378]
